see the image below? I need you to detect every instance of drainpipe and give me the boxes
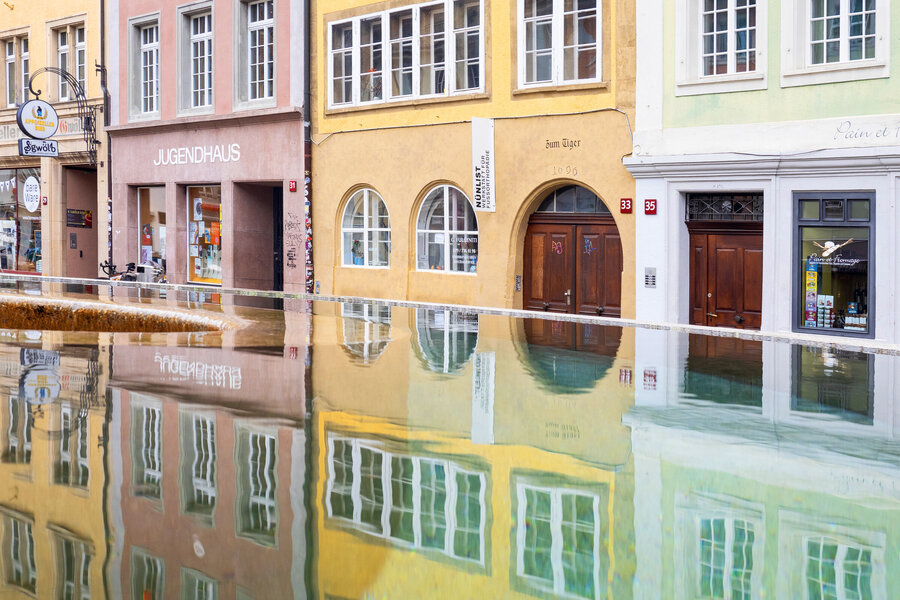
[303,0,313,293]
[99,0,113,268]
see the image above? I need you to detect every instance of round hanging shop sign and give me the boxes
[16,99,59,140]
[23,176,40,213]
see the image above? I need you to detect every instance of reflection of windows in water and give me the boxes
[3,396,31,464]
[237,430,278,545]
[55,405,89,488]
[698,518,754,600]
[181,413,217,518]
[516,483,601,599]
[55,534,91,600]
[326,435,486,564]
[792,346,873,425]
[340,302,392,364]
[415,309,478,374]
[182,568,217,600]
[132,404,162,498]
[805,537,872,600]
[3,514,36,593]
[131,549,164,600]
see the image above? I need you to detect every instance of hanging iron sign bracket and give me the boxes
[23,66,100,165]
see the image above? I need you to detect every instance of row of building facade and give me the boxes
[2,0,899,341]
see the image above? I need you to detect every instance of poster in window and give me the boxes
[210,221,220,245]
[141,223,152,245]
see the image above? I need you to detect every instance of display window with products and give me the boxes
[186,185,222,285]
[0,168,41,273]
[795,193,872,336]
[138,187,166,268]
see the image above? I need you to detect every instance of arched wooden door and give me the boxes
[523,186,622,317]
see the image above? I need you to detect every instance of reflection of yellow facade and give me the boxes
[312,302,637,598]
[0,342,108,598]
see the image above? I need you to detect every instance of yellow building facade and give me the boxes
[0,1,108,279]
[311,0,636,316]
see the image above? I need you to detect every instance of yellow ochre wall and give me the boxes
[311,0,637,315]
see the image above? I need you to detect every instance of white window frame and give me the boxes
[131,549,165,600]
[325,435,487,565]
[415,308,479,374]
[190,12,214,108]
[326,0,484,109]
[340,302,393,364]
[140,24,160,114]
[4,40,14,108]
[415,184,479,274]
[75,26,86,94]
[341,188,391,268]
[21,37,29,104]
[516,0,603,89]
[781,0,889,87]
[176,3,215,115]
[128,14,161,120]
[675,0,767,96]
[58,29,70,100]
[247,0,275,100]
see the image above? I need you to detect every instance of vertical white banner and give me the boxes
[471,117,495,212]
[471,351,496,445]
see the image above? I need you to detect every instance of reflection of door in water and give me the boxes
[523,186,622,317]
[689,229,762,329]
[684,334,762,406]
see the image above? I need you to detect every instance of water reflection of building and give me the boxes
[628,330,900,598]
[106,389,307,599]
[312,303,637,599]
[0,340,109,598]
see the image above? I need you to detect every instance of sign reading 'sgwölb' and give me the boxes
[16,99,59,140]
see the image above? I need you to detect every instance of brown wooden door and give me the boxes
[524,220,622,316]
[690,229,763,329]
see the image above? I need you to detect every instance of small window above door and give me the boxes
[686,193,763,222]
[535,185,610,214]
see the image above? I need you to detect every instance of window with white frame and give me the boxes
[701,0,757,75]
[515,482,602,599]
[191,13,214,107]
[4,514,37,593]
[55,535,91,600]
[3,396,32,464]
[340,302,392,364]
[248,0,274,100]
[416,185,478,273]
[58,29,70,100]
[21,38,29,103]
[140,24,160,113]
[236,429,277,545]
[4,41,14,107]
[342,188,390,267]
[326,435,487,564]
[415,308,479,374]
[806,537,873,599]
[182,569,217,600]
[810,0,876,64]
[180,412,217,518]
[132,404,162,499]
[518,0,601,87]
[328,0,483,108]
[55,405,89,489]
[698,517,755,599]
[131,549,164,600]
[75,26,86,93]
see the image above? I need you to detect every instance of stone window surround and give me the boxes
[127,11,161,122]
[176,1,216,117]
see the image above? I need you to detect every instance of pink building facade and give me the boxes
[107,0,308,291]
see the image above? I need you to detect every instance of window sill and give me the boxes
[339,264,390,270]
[176,105,216,119]
[414,269,477,276]
[512,80,609,95]
[326,91,488,115]
[233,97,277,112]
[781,60,889,88]
[129,111,161,123]
[675,72,766,96]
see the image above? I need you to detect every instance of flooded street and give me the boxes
[0,282,894,599]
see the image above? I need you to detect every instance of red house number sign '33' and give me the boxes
[644,199,657,215]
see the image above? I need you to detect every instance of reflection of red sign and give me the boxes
[210,221,220,245]
[643,368,657,391]
[141,224,152,244]
[619,368,632,387]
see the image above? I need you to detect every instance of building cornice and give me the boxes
[107,106,304,137]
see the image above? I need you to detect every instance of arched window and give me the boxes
[416,185,478,273]
[535,185,611,214]
[415,309,478,374]
[340,302,392,365]
[342,189,390,267]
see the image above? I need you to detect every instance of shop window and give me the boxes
[2,512,36,593]
[2,396,31,464]
[0,168,42,273]
[53,532,91,600]
[341,189,390,267]
[131,403,162,499]
[180,412,217,520]
[517,0,601,88]
[327,0,483,108]
[236,428,278,546]
[415,308,478,374]
[131,549,164,600]
[791,346,873,424]
[54,405,89,489]
[325,434,487,564]
[340,302,392,364]
[138,187,166,268]
[187,186,222,285]
[795,194,872,337]
[416,185,478,273]
[182,569,217,600]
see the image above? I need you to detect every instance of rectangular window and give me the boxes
[796,194,872,336]
[75,26,86,93]
[236,429,278,545]
[806,537,873,599]
[0,168,42,273]
[519,0,600,87]
[187,186,222,285]
[3,396,32,464]
[792,345,873,424]
[180,413,217,518]
[132,404,162,499]
[55,405,89,488]
[191,13,213,107]
[21,38,29,103]
[140,24,160,113]
[55,535,91,600]
[810,0,876,64]
[702,0,757,75]
[137,187,166,268]
[5,41,14,107]
[698,518,754,598]
[58,30,70,100]
[328,0,483,108]
[4,515,37,593]
[131,550,164,600]
[248,0,274,100]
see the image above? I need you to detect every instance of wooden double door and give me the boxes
[689,224,763,329]
[524,218,622,317]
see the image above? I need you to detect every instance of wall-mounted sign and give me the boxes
[16,99,59,140]
[153,144,241,166]
[23,176,40,213]
[620,198,633,213]
[66,209,93,228]
[644,199,657,215]
[18,138,58,157]
[289,180,297,192]
[472,117,495,212]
